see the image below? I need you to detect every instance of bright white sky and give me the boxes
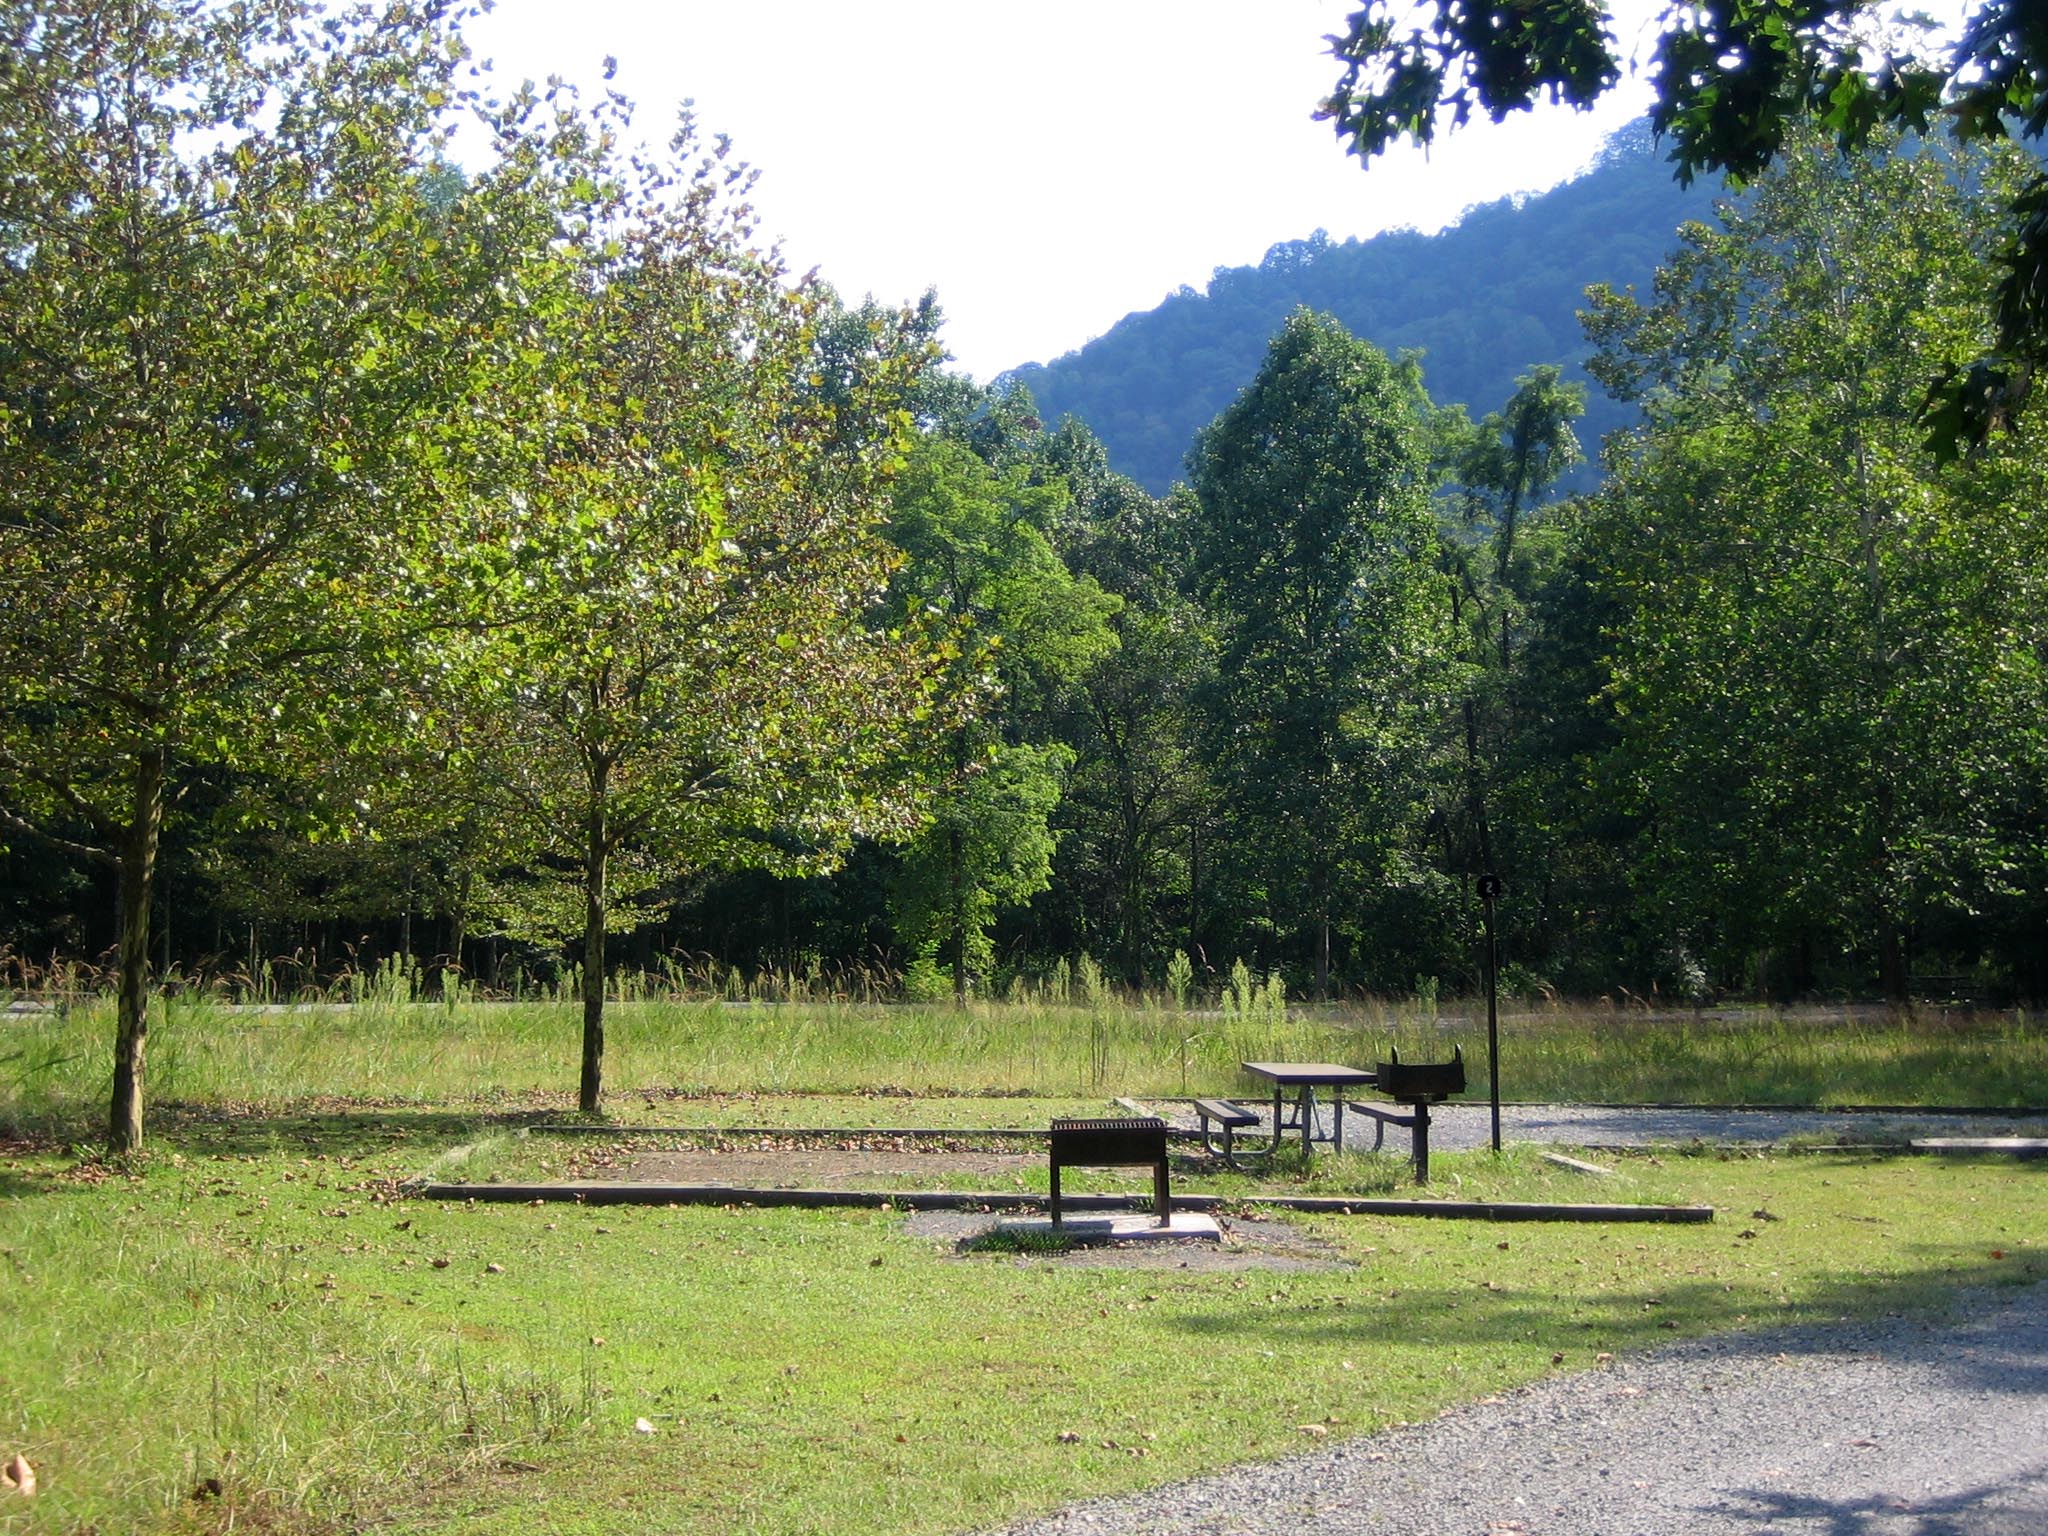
[466,2,1673,382]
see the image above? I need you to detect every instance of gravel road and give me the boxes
[979,1284,2048,1536]
[1180,1100,2048,1154]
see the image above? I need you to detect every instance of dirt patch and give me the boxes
[610,1137,1346,1269]
[620,1138,1038,1188]
[903,1211,1352,1272]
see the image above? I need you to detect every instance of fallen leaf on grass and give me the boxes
[1056,1431,1081,1444]
[3,1456,35,1496]
[1296,1424,1329,1437]
[485,1262,505,1274]
[633,1418,657,1435]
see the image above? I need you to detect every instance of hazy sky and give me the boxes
[467,1,1668,381]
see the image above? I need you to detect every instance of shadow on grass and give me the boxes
[0,1099,573,1191]
[1164,1247,2047,1395]
[145,1101,558,1160]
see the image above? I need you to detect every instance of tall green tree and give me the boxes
[1436,366,1586,888]
[1188,310,1442,996]
[427,123,954,1111]
[882,436,1117,999]
[1580,130,2048,998]
[0,0,574,1149]
[1039,430,1215,985]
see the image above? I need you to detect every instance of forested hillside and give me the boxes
[1002,121,1718,492]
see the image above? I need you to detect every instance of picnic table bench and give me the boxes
[1191,1097,1271,1169]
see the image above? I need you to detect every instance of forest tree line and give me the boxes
[5,5,2047,1149]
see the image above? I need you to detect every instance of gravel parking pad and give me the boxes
[979,1285,2048,1535]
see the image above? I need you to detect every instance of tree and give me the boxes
[1579,129,2048,998]
[1322,0,2048,454]
[1036,428,1216,986]
[0,0,577,1150]
[882,435,1118,1000]
[1187,310,1442,997]
[1433,366,1586,894]
[1454,365,1585,596]
[423,123,954,1111]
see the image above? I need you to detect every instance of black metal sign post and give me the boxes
[1477,873,1503,1153]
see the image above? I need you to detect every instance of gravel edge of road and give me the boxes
[977,1279,2048,1536]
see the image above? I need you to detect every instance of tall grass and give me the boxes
[3,982,2042,1135]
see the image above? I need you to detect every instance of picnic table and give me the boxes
[1240,1062,1377,1154]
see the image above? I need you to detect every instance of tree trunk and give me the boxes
[948,821,968,1006]
[1879,918,1910,1008]
[579,771,609,1113]
[446,871,470,1007]
[109,747,165,1153]
[1451,579,1495,876]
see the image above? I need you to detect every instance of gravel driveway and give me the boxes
[1172,1100,2048,1154]
[980,1284,2048,1535]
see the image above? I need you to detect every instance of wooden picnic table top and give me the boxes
[1240,1062,1377,1087]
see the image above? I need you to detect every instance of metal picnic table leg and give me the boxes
[1333,1086,1345,1154]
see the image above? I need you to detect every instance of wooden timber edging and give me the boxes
[416,1181,1714,1223]
[528,1124,1200,1141]
[1910,1137,2048,1156]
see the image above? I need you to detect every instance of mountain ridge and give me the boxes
[997,121,1722,493]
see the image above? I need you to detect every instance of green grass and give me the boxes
[3,995,2044,1533]
[4,993,2044,1139]
[3,1105,2045,1535]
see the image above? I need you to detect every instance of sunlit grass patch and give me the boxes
[4,1119,2045,1535]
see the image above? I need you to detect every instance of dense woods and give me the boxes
[5,6,2047,1144]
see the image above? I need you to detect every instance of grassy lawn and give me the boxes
[2,1101,2044,1535]
[3,994,2044,1120]
[3,1000,2044,1534]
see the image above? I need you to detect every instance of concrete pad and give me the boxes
[1541,1151,1615,1176]
[999,1212,1222,1245]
